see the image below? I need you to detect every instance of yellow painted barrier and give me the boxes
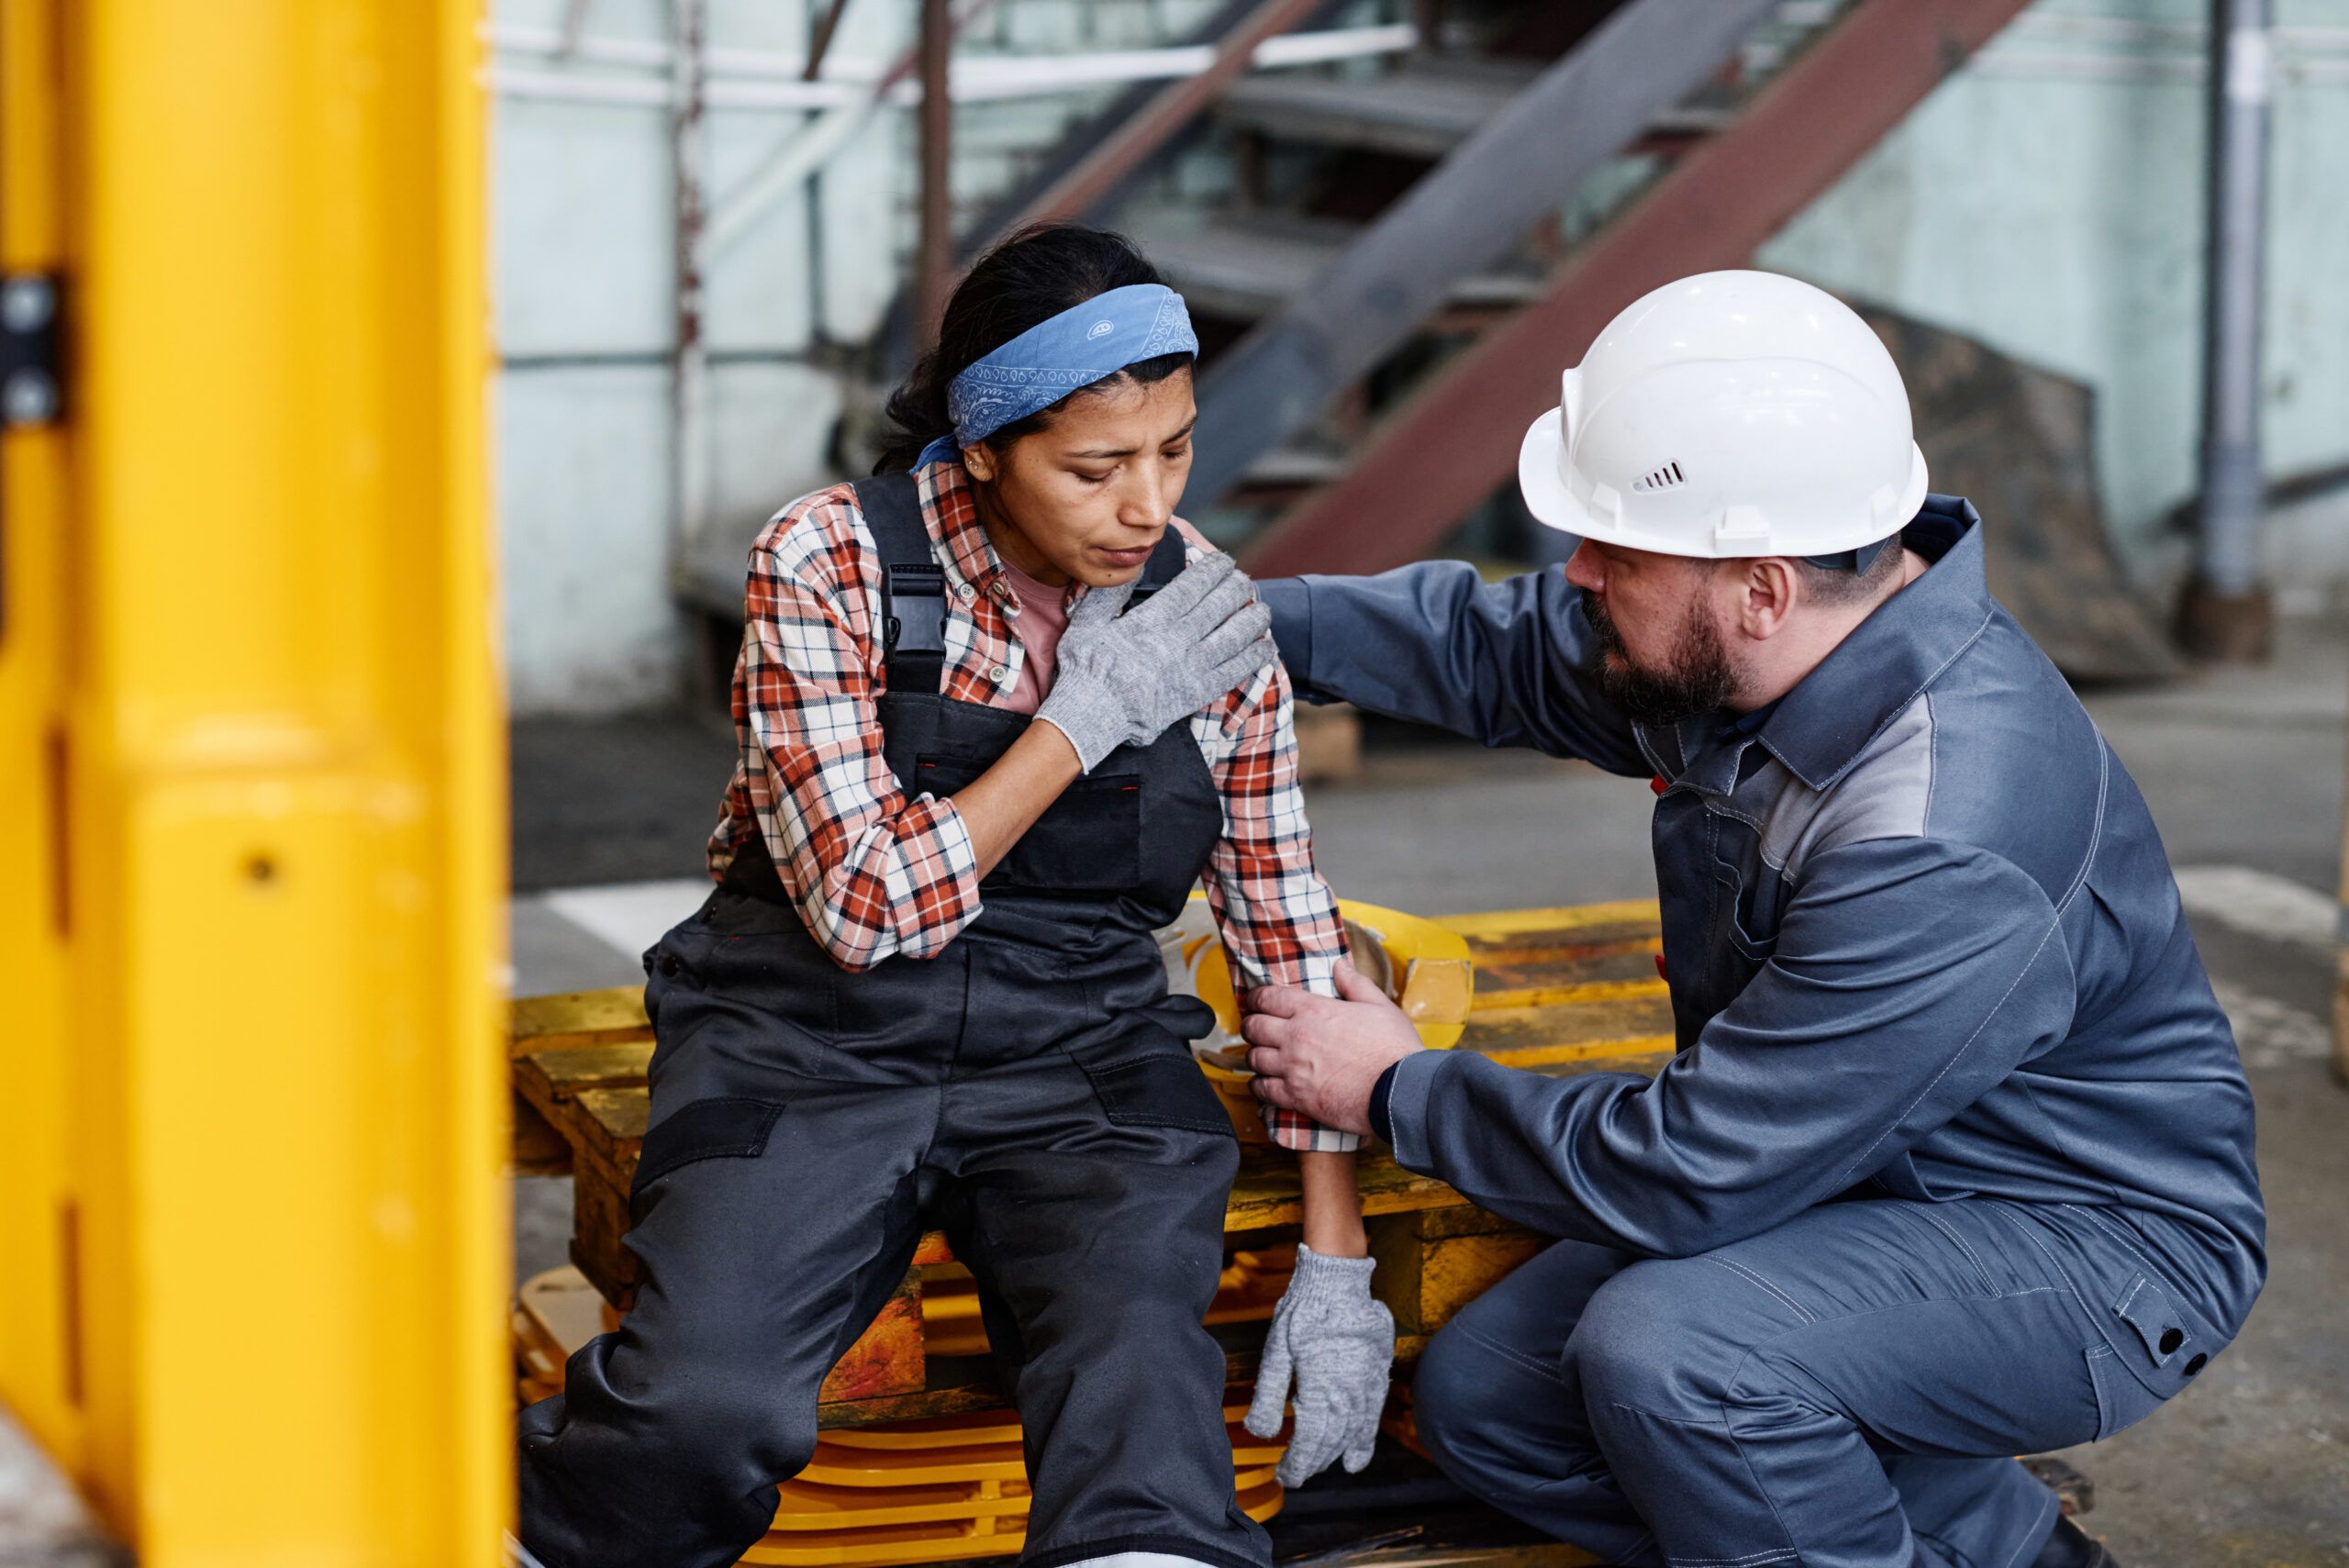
[0,2,507,1561]
[0,0,82,1482]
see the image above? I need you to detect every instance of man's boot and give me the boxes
[2033,1517,2125,1567]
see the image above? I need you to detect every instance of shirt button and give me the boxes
[957,583,975,600]
[990,664,1010,684]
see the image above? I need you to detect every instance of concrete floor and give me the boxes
[8,620,2343,1564]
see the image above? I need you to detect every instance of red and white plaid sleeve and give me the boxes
[1187,539,1358,1153]
[712,487,984,969]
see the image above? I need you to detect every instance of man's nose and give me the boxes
[1562,541,1602,592]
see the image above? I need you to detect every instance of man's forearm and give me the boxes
[1259,567,1643,771]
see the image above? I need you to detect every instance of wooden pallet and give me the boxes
[510,901,1671,1427]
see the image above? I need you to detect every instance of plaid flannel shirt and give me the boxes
[707,460,1357,1153]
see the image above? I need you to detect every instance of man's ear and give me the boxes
[1739,558,1799,642]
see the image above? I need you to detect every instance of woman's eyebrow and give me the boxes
[1068,417,1198,461]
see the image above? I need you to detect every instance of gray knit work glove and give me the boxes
[1245,1243,1396,1486]
[1034,552,1275,772]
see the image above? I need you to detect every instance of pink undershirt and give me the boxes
[994,554,1073,717]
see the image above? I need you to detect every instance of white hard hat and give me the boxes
[1517,270,1928,560]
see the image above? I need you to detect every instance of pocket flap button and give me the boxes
[2184,1353,2207,1375]
[2159,1328,2183,1355]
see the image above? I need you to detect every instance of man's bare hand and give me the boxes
[1242,959,1424,1137]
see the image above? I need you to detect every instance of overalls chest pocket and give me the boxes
[1705,805,1787,964]
[915,752,1143,892]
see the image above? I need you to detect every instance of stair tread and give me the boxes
[1217,54,1542,158]
[1139,213,1537,320]
[1217,52,1733,158]
[1134,214,1359,317]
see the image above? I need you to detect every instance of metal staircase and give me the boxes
[870,0,2042,577]
[671,0,2059,643]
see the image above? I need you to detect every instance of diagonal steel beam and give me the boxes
[1241,0,2038,577]
[1017,0,1332,231]
[1189,0,1782,507]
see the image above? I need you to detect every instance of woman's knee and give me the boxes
[574,1328,820,1490]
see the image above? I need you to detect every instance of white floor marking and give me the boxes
[2209,980,2333,1069]
[2173,864,2338,954]
[539,877,715,960]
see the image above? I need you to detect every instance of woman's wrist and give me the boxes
[1297,1149,1368,1259]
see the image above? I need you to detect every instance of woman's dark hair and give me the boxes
[874,223,1195,473]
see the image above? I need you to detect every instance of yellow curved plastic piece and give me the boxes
[1171,892,1475,1141]
[1174,892,1475,1048]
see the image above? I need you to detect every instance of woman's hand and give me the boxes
[1035,553,1274,772]
[1243,1243,1395,1485]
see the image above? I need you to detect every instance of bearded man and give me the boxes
[1241,272,2263,1568]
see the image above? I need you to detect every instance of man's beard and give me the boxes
[1583,591,1736,728]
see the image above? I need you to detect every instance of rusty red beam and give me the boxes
[1241,0,2037,579]
[1011,0,1330,231]
[918,0,956,347]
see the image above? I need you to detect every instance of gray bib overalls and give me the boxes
[518,473,1270,1568]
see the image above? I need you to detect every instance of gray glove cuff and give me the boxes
[1033,673,1121,773]
[1284,1242,1377,1303]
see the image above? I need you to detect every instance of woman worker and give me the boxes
[517,225,1395,1568]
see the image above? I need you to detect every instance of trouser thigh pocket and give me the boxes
[1072,1048,1236,1138]
[2083,1342,2164,1440]
[629,1095,789,1218]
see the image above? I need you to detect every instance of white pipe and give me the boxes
[1965,48,2349,84]
[481,24,1421,110]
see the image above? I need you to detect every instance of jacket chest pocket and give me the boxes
[1706,808,1787,962]
[915,753,1143,892]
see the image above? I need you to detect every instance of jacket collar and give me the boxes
[1664,495,1996,795]
[915,458,1009,599]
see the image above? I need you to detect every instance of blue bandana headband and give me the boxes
[914,283,1198,470]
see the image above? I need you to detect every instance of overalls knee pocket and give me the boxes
[1064,1029,1236,1138]
[628,1095,790,1219]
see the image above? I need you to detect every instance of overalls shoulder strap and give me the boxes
[851,471,947,695]
[1134,525,1190,596]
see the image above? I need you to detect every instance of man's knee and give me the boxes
[1569,1257,1739,1423]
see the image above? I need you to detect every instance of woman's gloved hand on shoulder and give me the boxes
[1245,1243,1396,1486]
[1036,552,1275,772]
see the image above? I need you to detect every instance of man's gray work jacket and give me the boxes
[1262,497,2265,1341]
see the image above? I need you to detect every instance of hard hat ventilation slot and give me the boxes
[1631,462,1687,495]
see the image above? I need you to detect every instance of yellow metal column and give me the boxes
[0,0,82,1480]
[6,2,509,1562]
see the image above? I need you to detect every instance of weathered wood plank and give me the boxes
[1475,939,1663,999]
[524,1042,655,1102]
[1458,995,1675,1063]
[1436,901,1662,940]
[510,984,651,1055]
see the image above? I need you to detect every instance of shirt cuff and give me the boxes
[1262,1102,1363,1153]
[1369,1062,1401,1146]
